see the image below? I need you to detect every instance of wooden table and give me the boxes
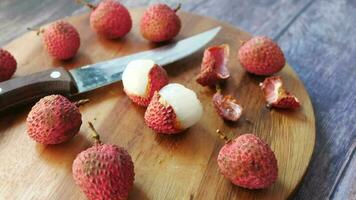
[0,0,355,199]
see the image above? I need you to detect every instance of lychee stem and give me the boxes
[75,0,96,10]
[88,122,102,144]
[215,84,222,93]
[216,129,232,143]
[27,27,44,36]
[174,3,181,12]
[75,99,90,107]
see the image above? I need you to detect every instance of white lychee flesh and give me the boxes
[159,83,203,129]
[122,59,155,96]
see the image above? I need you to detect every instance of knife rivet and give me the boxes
[50,71,61,79]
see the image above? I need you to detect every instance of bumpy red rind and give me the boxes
[217,134,278,189]
[260,76,300,109]
[0,48,17,81]
[144,92,182,134]
[125,64,169,107]
[196,44,230,87]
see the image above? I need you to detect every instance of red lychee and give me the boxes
[122,59,169,107]
[196,44,230,87]
[144,83,203,134]
[217,131,278,189]
[72,122,134,200]
[259,76,300,109]
[238,36,285,75]
[140,3,181,42]
[0,48,17,81]
[81,0,132,39]
[26,95,83,144]
[41,20,80,60]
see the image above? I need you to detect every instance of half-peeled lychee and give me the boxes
[259,76,300,109]
[122,59,169,107]
[196,44,230,87]
[144,83,203,134]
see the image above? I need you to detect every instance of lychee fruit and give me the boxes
[238,36,285,75]
[26,95,85,144]
[122,59,169,107]
[80,0,132,39]
[217,130,278,189]
[0,48,17,81]
[196,44,230,87]
[140,3,181,42]
[72,122,134,200]
[39,20,81,60]
[213,90,242,122]
[144,83,203,134]
[259,76,300,109]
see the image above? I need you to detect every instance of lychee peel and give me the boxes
[217,134,278,189]
[260,76,300,109]
[72,144,134,200]
[140,3,181,42]
[196,44,230,87]
[42,20,80,60]
[238,36,285,75]
[0,48,17,81]
[26,95,82,144]
[89,0,132,39]
[122,59,169,107]
[144,83,203,134]
[213,91,242,121]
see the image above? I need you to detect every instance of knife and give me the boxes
[0,27,221,112]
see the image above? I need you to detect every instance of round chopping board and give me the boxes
[0,8,315,200]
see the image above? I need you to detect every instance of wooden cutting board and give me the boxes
[0,8,315,200]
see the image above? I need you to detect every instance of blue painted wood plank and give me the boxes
[276,0,356,199]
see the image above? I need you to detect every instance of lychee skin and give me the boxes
[26,95,82,144]
[140,4,181,42]
[0,48,17,81]
[238,36,285,75]
[124,64,169,107]
[217,134,278,189]
[43,21,80,60]
[72,144,135,200]
[144,92,181,134]
[90,0,132,39]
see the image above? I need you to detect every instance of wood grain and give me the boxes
[0,9,315,200]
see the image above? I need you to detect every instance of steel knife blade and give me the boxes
[0,27,221,111]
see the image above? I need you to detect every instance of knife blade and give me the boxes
[0,27,221,112]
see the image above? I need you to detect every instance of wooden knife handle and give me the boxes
[0,67,77,112]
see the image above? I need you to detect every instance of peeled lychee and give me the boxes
[238,36,285,75]
[213,90,242,121]
[196,44,230,87]
[144,83,203,134]
[41,20,80,60]
[0,48,17,81]
[122,59,169,107]
[260,76,300,109]
[72,122,134,200]
[26,95,83,144]
[81,0,132,39]
[140,3,181,42]
[217,131,278,189]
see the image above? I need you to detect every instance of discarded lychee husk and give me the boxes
[260,76,300,109]
[26,95,82,144]
[217,131,278,189]
[144,83,203,134]
[238,36,285,75]
[122,59,169,107]
[213,90,242,121]
[196,44,230,87]
[0,48,17,81]
[140,3,182,42]
[72,122,135,200]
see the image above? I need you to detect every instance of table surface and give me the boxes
[0,0,355,199]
